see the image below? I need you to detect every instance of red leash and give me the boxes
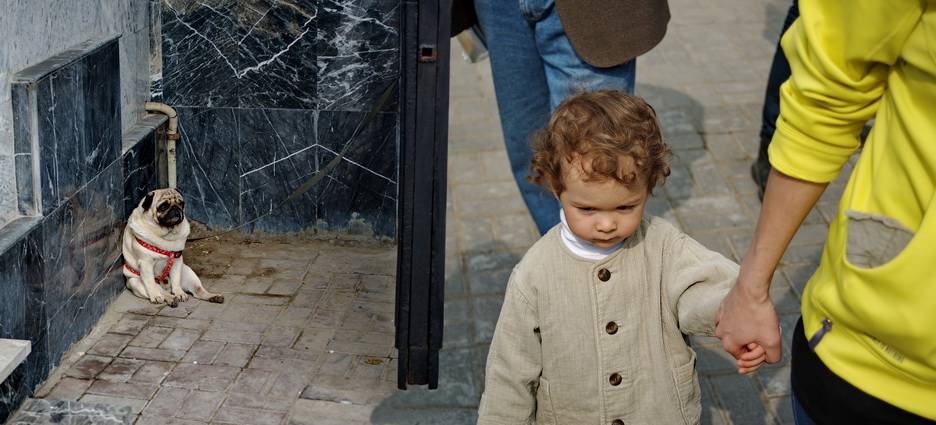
[124,236,183,281]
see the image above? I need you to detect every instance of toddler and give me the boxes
[477,90,765,424]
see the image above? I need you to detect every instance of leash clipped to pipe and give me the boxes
[187,78,399,242]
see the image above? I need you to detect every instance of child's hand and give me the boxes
[735,342,767,374]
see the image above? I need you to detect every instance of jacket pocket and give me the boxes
[673,351,701,424]
[534,376,557,425]
[844,209,914,268]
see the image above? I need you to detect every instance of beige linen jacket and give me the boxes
[477,216,738,425]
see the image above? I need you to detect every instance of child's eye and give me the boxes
[617,205,633,211]
[578,207,594,212]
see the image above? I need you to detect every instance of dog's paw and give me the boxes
[208,294,225,304]
[165,297,179,308]
[173,291,190,303]
[150,294,165,304]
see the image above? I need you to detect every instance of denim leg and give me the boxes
[475,0,558,235]
[791,388,820,425]
[531,0,636,108]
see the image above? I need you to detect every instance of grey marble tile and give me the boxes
[7,399,133,424]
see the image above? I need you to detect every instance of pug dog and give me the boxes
[122,188,224,307]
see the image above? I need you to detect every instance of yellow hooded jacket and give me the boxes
[770,0,936,418]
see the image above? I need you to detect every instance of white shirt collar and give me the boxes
[559,208,625,260]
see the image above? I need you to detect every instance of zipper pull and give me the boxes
[807,319,833,351]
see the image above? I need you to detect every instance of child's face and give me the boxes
[556,161,649,249]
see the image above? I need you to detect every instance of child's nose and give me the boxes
[596,215,617,232]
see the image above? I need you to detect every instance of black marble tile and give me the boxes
[160,0,240,107]
[239,0,318,109]
[122,120,162,216]
[10,85,31,155]
[15,37,122,215]
[0,223,35,341]
[312,110,397,237]
[174,107,242,229]
[40,160,124,376]
[314,0,399,111]
[85,41,122,178]
[237,108,319,233]
[14,154,36,216]
[6,399,133,425]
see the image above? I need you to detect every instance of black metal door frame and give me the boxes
[395,0,450,389]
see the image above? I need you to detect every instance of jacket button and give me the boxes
[598,268,611,281]
[605,322,618,335]
[612,420,624,425]
[609,372,622,386]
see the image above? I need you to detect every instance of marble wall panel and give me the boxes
[157,0,400,238]
[160,1,240,107]
[237,108,320,232]
[311,110,397,236]
[122,114,165,214]
[175,107,242,229]
[314,0,399,111]
[13,35,122,215]
[238,0,318,109]
[10,84,36,216]
[0,217,43,420]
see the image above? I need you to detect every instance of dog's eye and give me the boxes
[157,203,169,212]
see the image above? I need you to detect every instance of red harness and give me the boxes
[124,236,183,281]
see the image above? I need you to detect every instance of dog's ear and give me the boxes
[141,192,155,211]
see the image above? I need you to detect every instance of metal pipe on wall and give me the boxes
[144,102,179,189]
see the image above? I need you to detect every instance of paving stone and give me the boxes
[44,377,94,401]
[66,355,112,379]
[87,333,134,356]
[142,386,189,417]
[266,373,309,398]
[211,406,286,425]
[129,361,175,385]
[136,415,205,425]
[109,314,152,335]
[262,326,302,347]
[230,369,275,395]
[253,345,320,362]
[150,316,211,331]
[176,390,225,421]
[247,356,316,375]
[214,343,258,368]
[87,380,159,400]
[99,357,145,381]
[160,329,202,351]
[223,393,293,413]
[181,340,224,364]
[120,347,186,362]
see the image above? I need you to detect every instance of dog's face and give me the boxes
[141,188,186,228]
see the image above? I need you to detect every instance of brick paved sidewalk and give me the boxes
[20,237,399,425]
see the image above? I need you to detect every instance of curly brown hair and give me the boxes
[528,90,672,196]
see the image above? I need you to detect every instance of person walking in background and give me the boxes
[750,0,798,200]
[716,0,936,423]
[473,0,670,235]
[477,90,764,424]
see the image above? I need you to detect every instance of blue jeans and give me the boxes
[791,388,819,425]
[474,0,636,235]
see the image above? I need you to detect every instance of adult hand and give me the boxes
[716,279,782,372]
